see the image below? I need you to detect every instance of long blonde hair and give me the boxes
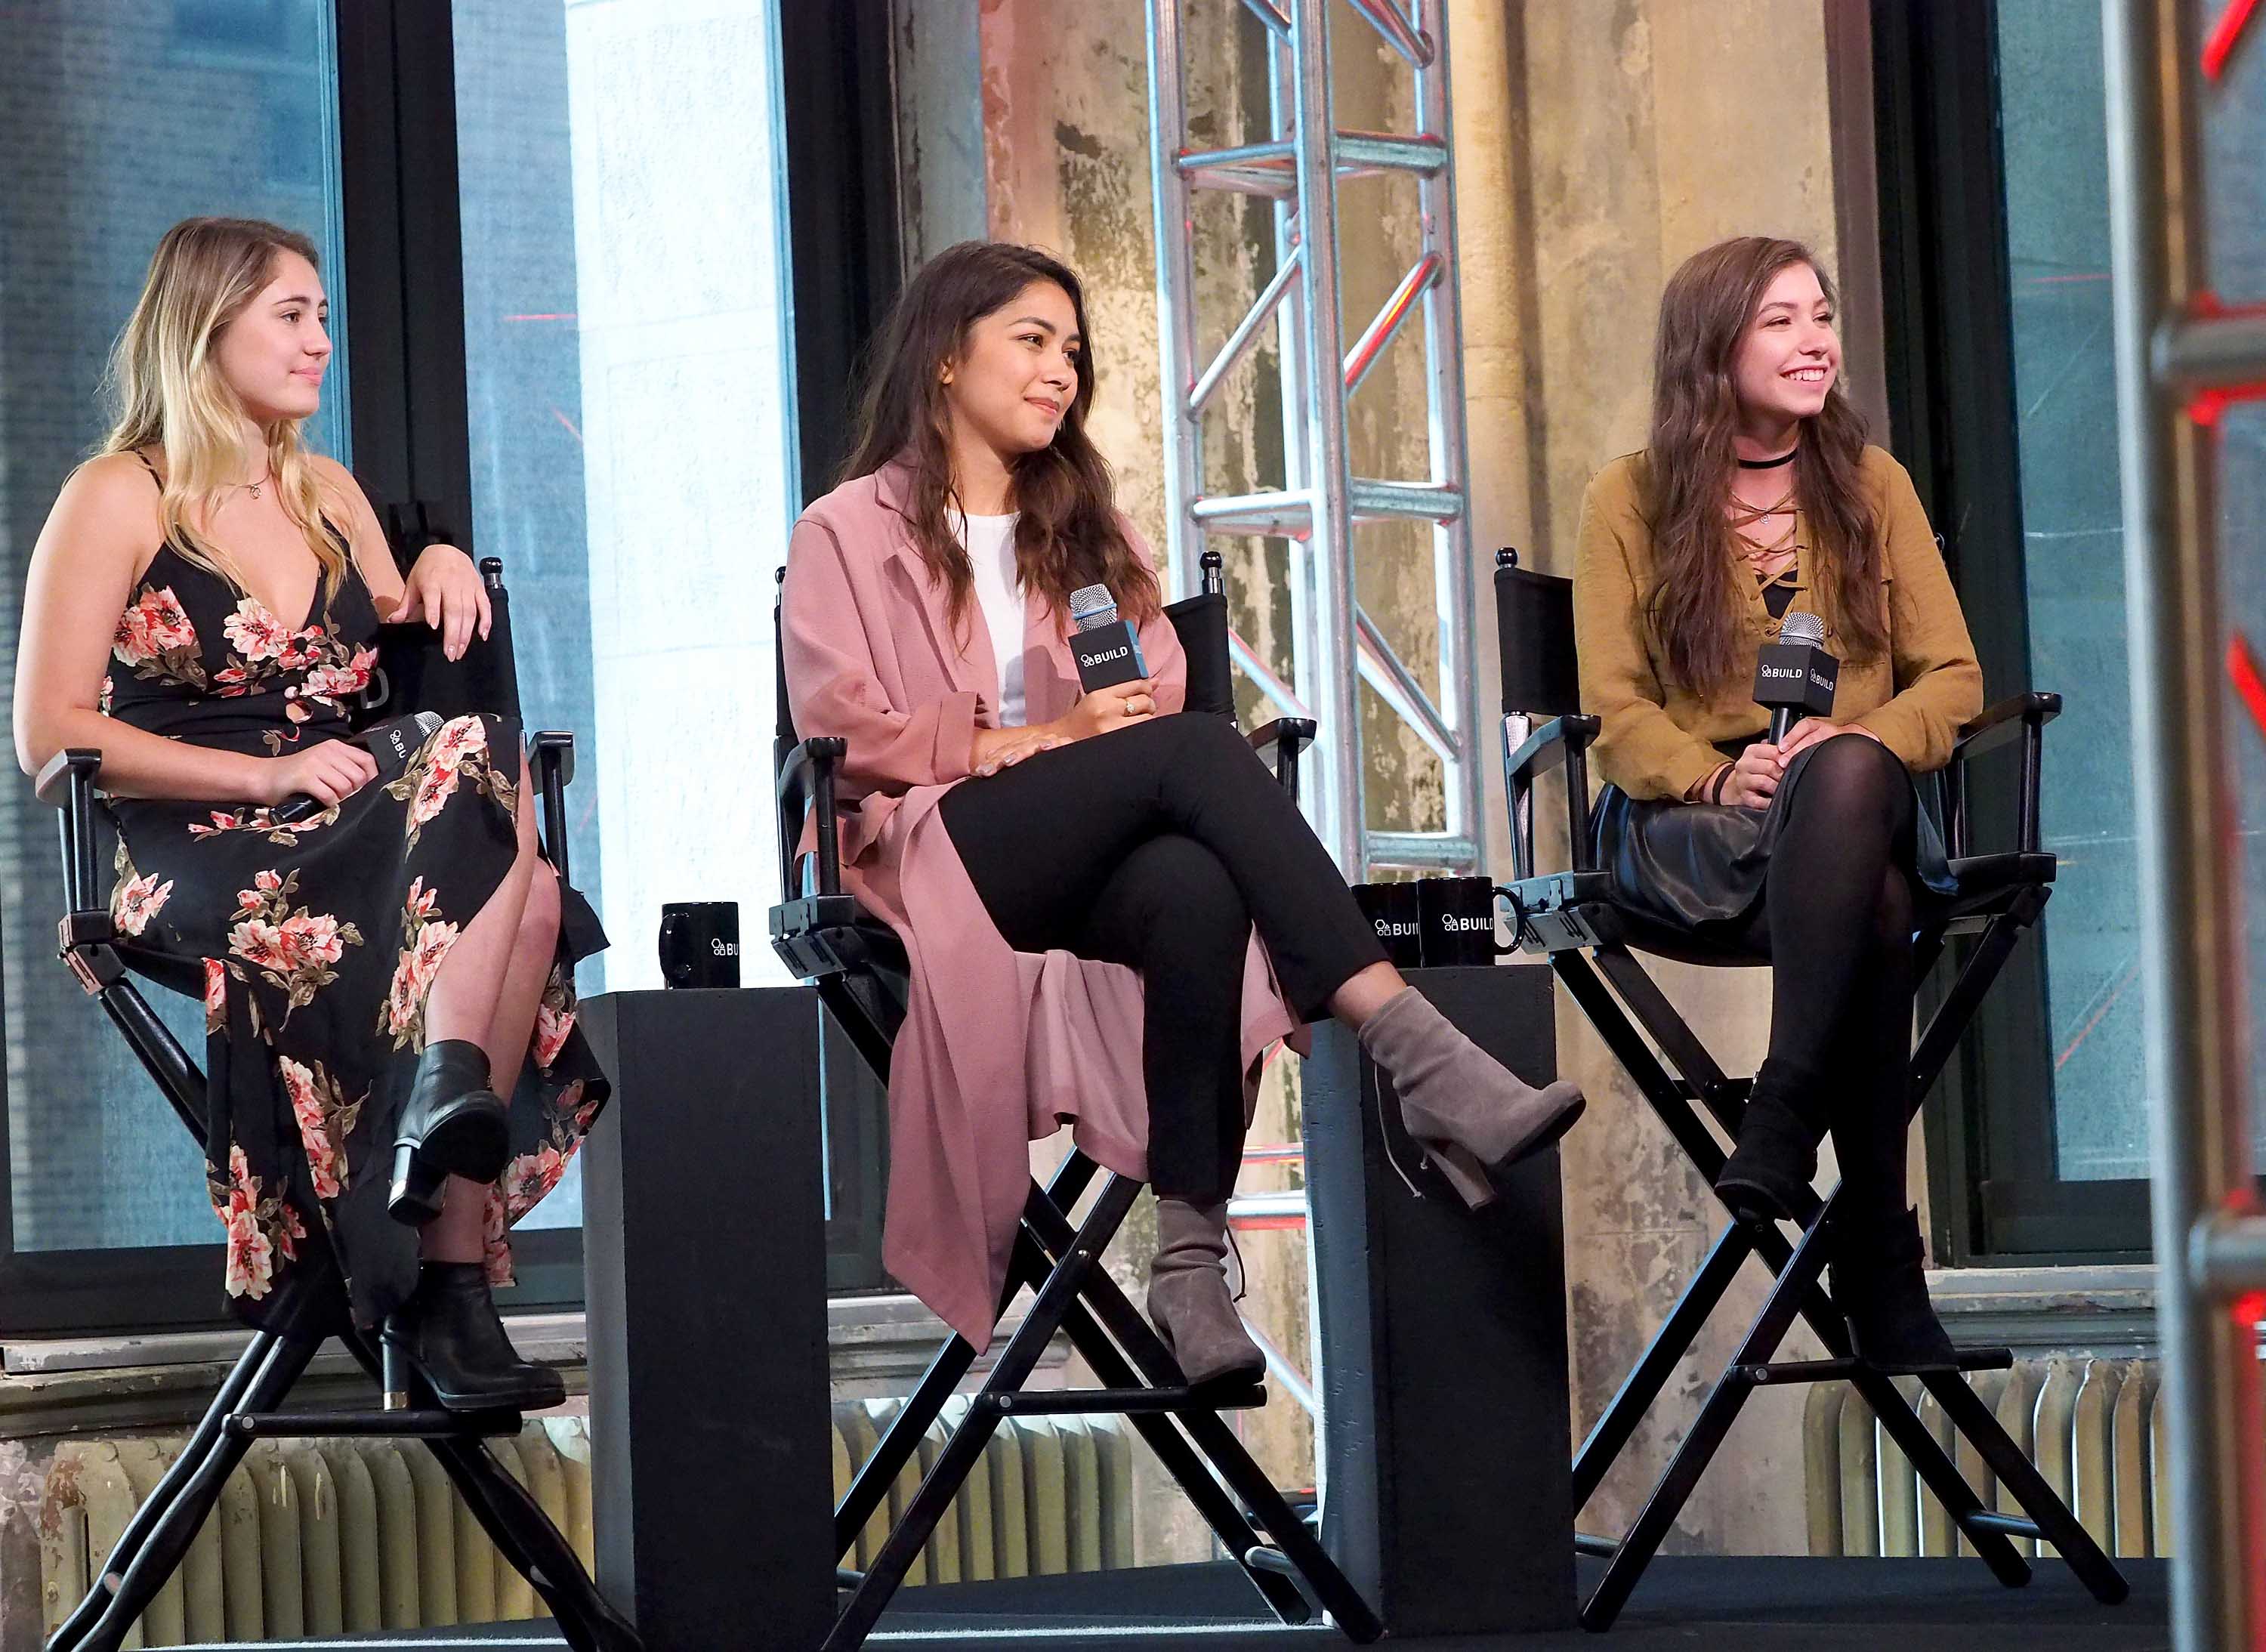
[100,217,347,601]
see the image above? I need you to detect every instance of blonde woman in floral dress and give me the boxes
[12,218,605,1412]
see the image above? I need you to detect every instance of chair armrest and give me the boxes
[36,750,107,915]
[1502,713,1601,882]
[776,736,848,900]
[36,748,103,807]
[1505,713,1600,785]
[529,731,576,883]
[1945,690,2060,857]
[1952,691,2061,762]
[1248,717,1316,799]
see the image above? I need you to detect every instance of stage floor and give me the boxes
[211,1554,2168,1650]
[870,1555,2169,1650]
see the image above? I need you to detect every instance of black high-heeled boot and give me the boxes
[1715,1059,1826,1225]
[381,1261,566,1413]
[389,1039,511,1227]
[1832,1208,1959,1374]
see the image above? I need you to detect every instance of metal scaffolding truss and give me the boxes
[1146,0,1481,878]
[2103,2,2266,1647]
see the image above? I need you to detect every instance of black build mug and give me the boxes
[1416,876,1514,967]
[658,901,741,989]
[1351,882,1425,970]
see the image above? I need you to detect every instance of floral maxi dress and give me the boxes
[100,541,608,1328]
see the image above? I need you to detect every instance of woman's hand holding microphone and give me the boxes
[259,740,381,808]
[1696,721,1886,810]
[971,680,1158,777]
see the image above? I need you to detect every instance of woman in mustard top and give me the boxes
[1572,236,1984,1372]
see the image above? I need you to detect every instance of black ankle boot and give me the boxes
[1715,1061,1824,1225]
[1832,1209,1959,1374]
[390,1039,511,1227]
[381,1262,565,1413]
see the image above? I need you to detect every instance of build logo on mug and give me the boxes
[1351,882,1425,969]
[1417,876,1514,967]
[658,901,740,989]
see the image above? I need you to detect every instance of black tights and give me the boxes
[1730,735,1919,1231]
[939,713,1386,1203]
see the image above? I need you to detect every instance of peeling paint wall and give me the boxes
[912,0,1863,1564]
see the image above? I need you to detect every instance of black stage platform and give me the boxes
[187,1555,2169,1650]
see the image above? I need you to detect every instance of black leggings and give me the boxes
[1730,736,1920,1231]
[939,713,1387,1201]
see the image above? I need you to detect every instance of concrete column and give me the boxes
[1501,0,1845,1558]
[892,0,989,264]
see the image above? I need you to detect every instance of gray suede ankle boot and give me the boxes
[1147,1197,1265,1389]
[1357,987,1586,1209]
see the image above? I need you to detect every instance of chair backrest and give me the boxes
[360,557,524,728]
[774,566,798,749]
[1494,550,1582,719]
[358,497,523,727]
[1162,591,1235,717]
[1163,548,1236,717]
[773,567,816,904]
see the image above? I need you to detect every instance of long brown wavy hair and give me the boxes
[841,241,1158,631]
[1644,236,1885,696]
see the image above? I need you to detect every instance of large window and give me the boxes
[454,0,798,999]
[1879,0,2266,1260]
[0,1,353,1325]
[0,0,817,1335]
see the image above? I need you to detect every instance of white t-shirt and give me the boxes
[959,511,1026,727]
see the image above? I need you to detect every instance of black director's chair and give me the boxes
[1492,548,2129,1631]
[770,550,1383,1651]
[36,518,638,1652]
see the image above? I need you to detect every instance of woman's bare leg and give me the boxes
[483,867,562,1104]
[416,752,540,1264]
[1326,959,1406,1027]
[419,1175,489,1263]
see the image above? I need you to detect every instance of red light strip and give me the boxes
[2230,632,2266,743]
[2205,0,2261,79]
[2188,383,2266,426]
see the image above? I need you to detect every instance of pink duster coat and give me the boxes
[780,462,1300,1350]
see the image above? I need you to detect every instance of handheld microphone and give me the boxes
[272,710,443,822]
[1067,583,1149,694]
[1753,610,1838,743]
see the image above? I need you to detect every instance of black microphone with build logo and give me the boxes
[1752,610,1838,743]
[271,710,442,824]
[1067,583,1150,695]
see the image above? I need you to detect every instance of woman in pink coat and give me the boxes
[782,242,1583,1385]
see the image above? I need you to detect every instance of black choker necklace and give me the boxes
[1737,448,1798,469]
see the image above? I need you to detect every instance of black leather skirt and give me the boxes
[1589,736,1959,943]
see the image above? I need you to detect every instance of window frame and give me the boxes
[779,0,903,505]
[1872,0,2154,1265]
